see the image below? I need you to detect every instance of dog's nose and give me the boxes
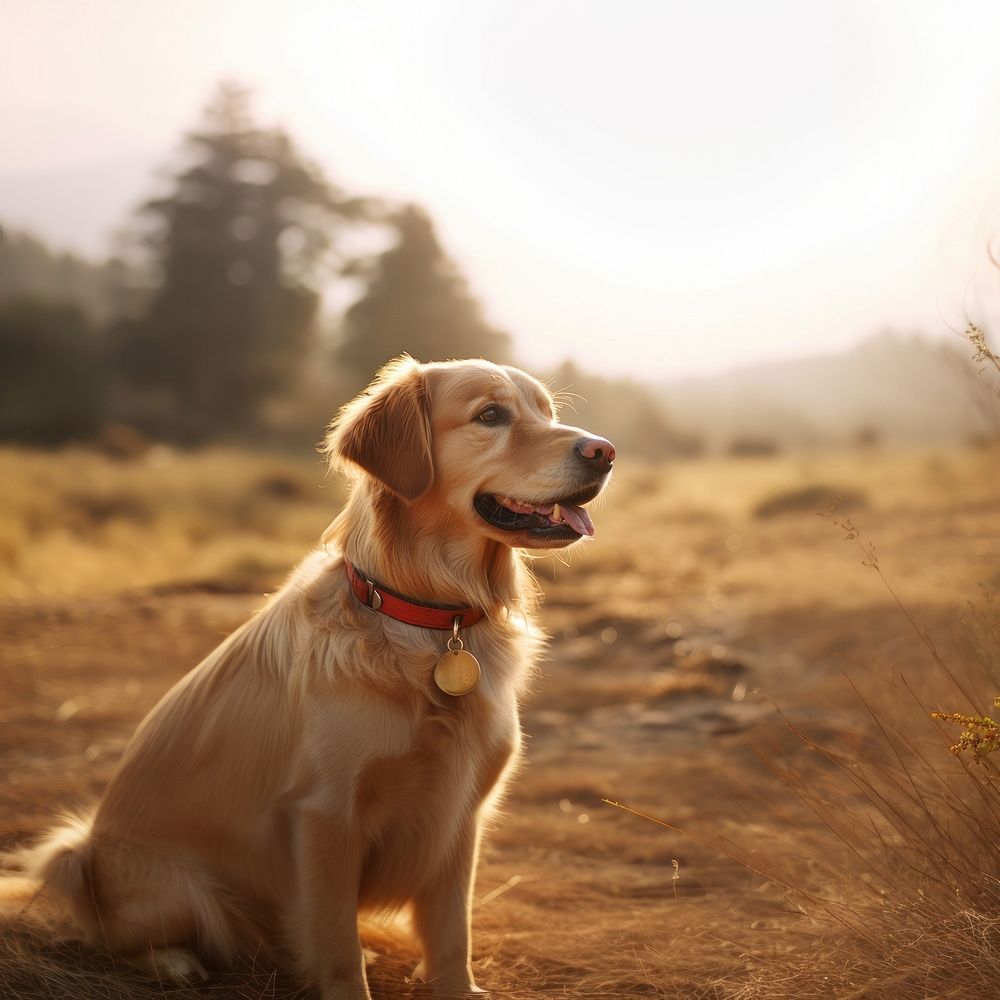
[575,435,616,472]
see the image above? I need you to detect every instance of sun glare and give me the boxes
[3,0,1000,374]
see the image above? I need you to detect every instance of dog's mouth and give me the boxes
[474,483,602,541]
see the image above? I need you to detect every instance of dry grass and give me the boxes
[0,925,313,1000]
[0,446,340,600]
[2,442,1000,997]
[726,661,1000,998]
[727,557,1000,998]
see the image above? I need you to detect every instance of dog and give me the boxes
[3,356,615,999]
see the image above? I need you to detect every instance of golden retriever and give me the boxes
[4,356,615,999]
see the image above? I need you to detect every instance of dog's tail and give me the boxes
[3,815,271,963]
[0,814,97,933]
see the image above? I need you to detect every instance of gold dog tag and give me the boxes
[434,624,481,696]
[434,648,481,696]
[434,616,482,698]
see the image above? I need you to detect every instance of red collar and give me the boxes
[345,561,485,630]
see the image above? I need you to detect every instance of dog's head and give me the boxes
[326,356,614,551]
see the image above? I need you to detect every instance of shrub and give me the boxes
[727,435,780,458]
[753,484,867,519]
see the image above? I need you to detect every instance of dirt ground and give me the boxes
[1,445,998,997]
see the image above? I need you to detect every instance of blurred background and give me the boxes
[3,0,1000,459]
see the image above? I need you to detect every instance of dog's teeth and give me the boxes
[552,503,562,522]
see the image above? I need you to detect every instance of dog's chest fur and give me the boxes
[351,697,519,906]
[292,552,533,906]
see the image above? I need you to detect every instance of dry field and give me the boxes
[2,442,1000,998]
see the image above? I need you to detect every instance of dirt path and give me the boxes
[0,579,964,997]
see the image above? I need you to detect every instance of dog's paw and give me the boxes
[129,946,209,984]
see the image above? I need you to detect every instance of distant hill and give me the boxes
[655,332,997,451]
[0,151,162,257]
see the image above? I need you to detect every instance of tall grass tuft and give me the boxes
[606,490,1000,996]
[728,489,1000,993]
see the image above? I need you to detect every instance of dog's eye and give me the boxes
[476,405,508,425]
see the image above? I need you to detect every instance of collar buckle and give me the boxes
[365,578,383,611]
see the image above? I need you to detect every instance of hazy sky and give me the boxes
[3,0,1000,376]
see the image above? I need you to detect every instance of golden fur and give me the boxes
[2,357,613,999]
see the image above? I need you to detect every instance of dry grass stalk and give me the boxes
[734,524,1000,996]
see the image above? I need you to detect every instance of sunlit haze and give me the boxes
[3,0,1000,377]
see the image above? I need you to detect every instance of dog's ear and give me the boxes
[325,356,434,501]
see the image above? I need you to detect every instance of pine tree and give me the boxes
[120,82,358,439]
[339,205,512,381]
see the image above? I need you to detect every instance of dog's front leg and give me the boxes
[411,818,486,996]
[297,809,370,1000]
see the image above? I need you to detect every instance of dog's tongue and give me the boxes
[559,503,595,538]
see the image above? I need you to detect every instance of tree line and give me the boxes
[0,82,675,456]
